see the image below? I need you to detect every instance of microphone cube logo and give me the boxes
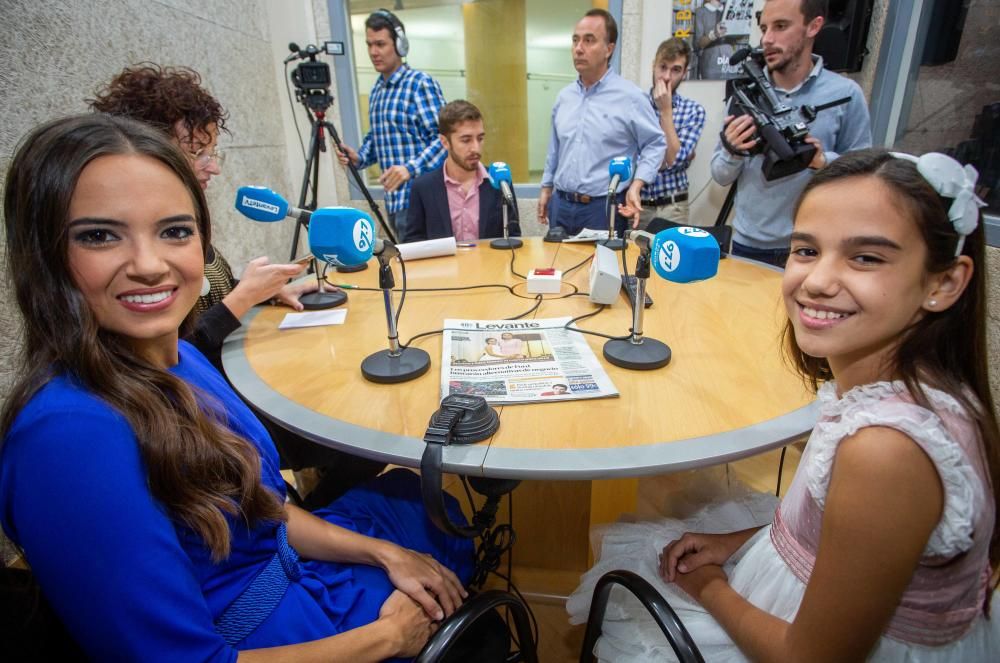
[658,240,680,273]
[678,227,710,238]
[354,218,374,253]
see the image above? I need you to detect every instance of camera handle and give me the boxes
[719,129,755,158]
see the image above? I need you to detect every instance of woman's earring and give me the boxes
[927,298,938,308]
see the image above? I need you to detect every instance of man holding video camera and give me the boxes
[711,0,871,267]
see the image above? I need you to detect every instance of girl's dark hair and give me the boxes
[2,114,284,561]
[86,63,229,141]
[782,148,1000,585]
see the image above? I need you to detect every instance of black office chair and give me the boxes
[417,589,538,663]
[579,569,705,663]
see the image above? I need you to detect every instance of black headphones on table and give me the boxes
[371,8,409,57]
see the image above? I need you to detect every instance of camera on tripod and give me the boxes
[287,41,343,112]
[722,47,850,181]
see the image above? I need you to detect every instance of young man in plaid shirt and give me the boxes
[637,37,707,230]
[337,10,446,240]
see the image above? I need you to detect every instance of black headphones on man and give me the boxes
[371,8,409,57]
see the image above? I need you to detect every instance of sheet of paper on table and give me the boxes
[279,309,347,329]
[562,228,617,243]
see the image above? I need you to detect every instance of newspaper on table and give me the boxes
[440,317,620,404]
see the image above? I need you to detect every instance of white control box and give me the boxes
[588,244,622,304]
[527,268,563,294]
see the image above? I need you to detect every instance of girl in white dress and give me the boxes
[568,149,999,661]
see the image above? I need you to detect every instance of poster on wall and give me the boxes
[672,0,754,80]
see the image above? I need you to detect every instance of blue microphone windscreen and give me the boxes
[235,186,289,222]
[652,227,720,283]
[308,207,376,267]
[488,162,512,191]
[609,156,632,180]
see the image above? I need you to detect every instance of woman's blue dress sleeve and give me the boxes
[0,386,238,663]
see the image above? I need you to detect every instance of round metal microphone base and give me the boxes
[361,347,431,384]
[490,237,523,250]
[336,262,368,273]
[598,237,625,251]
[299,290,347,310]
[603,337,671,370]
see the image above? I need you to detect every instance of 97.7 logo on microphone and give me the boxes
[658,241,680,273]
[354,218,373,252]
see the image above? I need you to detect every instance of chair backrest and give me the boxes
[579,569,705,663]
[417,589,538,663]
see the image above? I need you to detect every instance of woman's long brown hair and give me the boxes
[782,149,1000,607]
[2,114,284,561]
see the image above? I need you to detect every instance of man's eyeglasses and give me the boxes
[184,145,226,167]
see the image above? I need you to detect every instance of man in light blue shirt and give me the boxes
[711,0,871,267]
[538,9,666,236]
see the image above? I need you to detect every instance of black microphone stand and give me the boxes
[598,182,625,250]
[360,242,431,383]
[603,236,671,370]
[489,188,522,250]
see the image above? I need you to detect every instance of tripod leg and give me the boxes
[323,121,397,244]
[290,119,323,262]
[714,180,738,228]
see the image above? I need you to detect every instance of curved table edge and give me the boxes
[222,309,818,480]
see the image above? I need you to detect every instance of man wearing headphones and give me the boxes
[337,9,447,240]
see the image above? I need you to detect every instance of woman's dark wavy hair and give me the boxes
[782,148,1000,591]
[86,63,229,141]
[2,114,284,561]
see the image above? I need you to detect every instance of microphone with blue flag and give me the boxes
[608,156,632,195]
[487,162,514,205]
[603,225,720,370]
[601,156,633,249]
[487,161,522,250]
[235,186,379,268]
[307,208,378,268]
[235,186,352,311]
[650,226,721,283]
[235,186,296,222]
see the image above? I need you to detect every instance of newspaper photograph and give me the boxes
[441,318,620,404]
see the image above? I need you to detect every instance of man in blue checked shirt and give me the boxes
[337,9,446,240]
[637,37,707,230]
[538,9,666,237]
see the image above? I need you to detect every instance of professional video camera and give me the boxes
[722,47,851,181]
[286,41,343,112]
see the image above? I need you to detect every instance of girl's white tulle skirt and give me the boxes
[566,481,999,662]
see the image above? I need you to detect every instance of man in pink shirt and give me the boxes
[404,100,521,242]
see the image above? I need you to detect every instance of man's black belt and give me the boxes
[641,192,688,207]
[556,190,604,204]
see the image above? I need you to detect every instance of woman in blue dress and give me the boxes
[0,113,474,661]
